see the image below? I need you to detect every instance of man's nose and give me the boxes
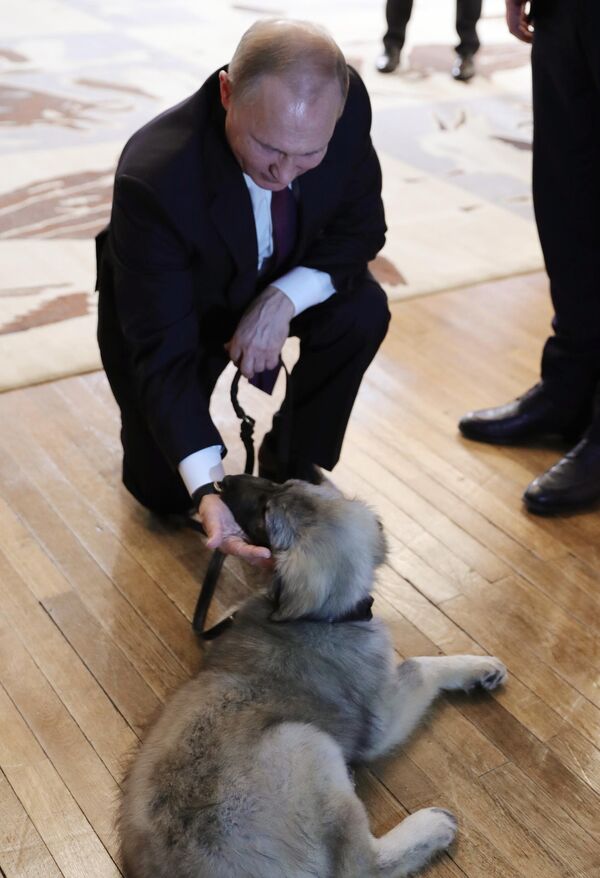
[270,155,295,185]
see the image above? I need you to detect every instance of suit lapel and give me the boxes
[293,151,333,260]
[203,112,258,310]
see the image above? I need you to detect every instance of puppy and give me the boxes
[120,475,506,878]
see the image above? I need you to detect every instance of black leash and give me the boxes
[192,362,289,639]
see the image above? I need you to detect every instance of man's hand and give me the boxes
[197,493,273,568]
[225,285,294,379]
[506,0,533,42]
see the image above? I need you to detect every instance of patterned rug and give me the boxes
[0,0,541,391]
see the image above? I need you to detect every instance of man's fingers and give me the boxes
[200,512,220,544]
[265,351,280,371]
[506,0,532,41]
[239,354,255,379]
[253,354,267,375]
[205,526,273,567]
[220,535,272,565]
[205,532,222,550]
[226,341,241,364]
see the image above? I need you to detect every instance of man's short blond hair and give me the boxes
[227,19,349,107]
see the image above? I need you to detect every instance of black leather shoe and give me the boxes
[376,46,401,74]
[459,384,589,446]
[452,54,475,81]
[258,435,323,485]
[524,437,600,515]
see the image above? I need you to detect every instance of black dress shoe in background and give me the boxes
[459,383,588,446]
[524,437,600,515]
[376,46,401,74]
[258,435,323,485]
[452,53,475,81]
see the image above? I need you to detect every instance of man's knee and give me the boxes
[342,277,391,349]
[292,275,390,354]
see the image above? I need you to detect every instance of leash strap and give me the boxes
[193,360,290,638]
[191,549,226,634]
[229,368,256,478]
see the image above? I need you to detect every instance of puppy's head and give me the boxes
[220,474,387,621]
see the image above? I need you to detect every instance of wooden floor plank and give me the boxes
[0,686,119,877]
[480,763,600,876]
[0,626,120,860]
[449,693,600,844]
[0,772,63,878]
[0,452,188,702]
[0,550,137,781]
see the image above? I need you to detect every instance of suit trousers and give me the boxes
[532,0,600,432]
[383,0,482,58]
[112,273,390,514]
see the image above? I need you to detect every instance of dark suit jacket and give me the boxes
[97,66,386,471]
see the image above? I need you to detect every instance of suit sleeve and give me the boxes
[299,72,386,290]
[108,174,223,469]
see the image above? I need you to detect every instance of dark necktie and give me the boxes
[250,186,298,395]
[270,185,298,272]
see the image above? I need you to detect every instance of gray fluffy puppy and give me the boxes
[120,475,506,878]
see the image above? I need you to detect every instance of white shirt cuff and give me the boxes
[273,266,336,316]
[178,445,225,496]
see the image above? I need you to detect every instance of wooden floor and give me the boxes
[1,271,600,878]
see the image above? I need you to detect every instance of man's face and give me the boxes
[219,71,343,191]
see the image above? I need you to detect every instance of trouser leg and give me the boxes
[455,0,482,57]
[532,1,600,429]
[383,0,414,51]
[276,273,390,470]
[107,352,228,515]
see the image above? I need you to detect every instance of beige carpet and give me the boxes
[0,0,541,391]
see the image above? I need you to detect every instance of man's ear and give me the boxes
[219,70,233,111]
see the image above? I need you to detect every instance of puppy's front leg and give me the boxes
[369,654,507,758]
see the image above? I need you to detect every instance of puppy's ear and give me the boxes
[264,498,297,553]
[264,493,329,621]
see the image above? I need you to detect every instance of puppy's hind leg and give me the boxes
[369,654,507,758]
[372,807,457,877]
[329,803,456,878]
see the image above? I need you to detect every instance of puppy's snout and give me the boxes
[218,474,281,548]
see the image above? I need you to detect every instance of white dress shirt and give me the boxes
[178,175,336,497]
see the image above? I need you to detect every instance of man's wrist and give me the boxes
[266,284,295,318]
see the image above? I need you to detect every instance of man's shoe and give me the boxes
[376,46,401,74]
[459,383,588,446]
[524,437,600,515]
[452,53,475,81]
[258,435,323,485]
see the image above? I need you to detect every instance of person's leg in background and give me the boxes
[534,1,600,415]
[259,273,391,482]
[460,0,600,514]
[523,0,600,512]
[452,0,483,80]
[376,0,414,73]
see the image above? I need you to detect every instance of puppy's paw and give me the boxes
[378,807,457,874]
[462,656,507,692]
[407,807,458,850]
[478,658,507,691]
[433,654,507,693]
